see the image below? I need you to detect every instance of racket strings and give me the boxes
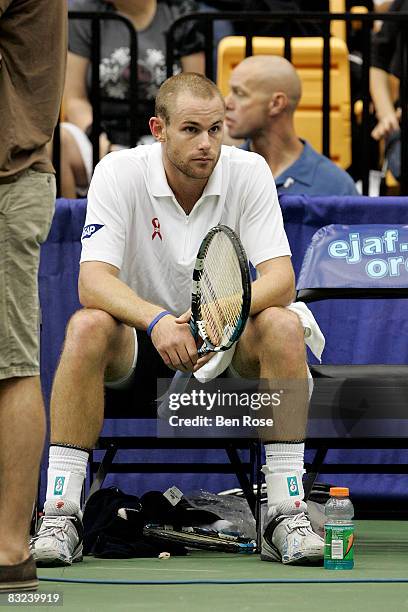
[201,266,241,328]
[201,270,233,344]
[199,232,244,346]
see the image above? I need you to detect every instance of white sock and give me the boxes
[262,442,305,511]
[45,445,88,516]
[265,442,305,473]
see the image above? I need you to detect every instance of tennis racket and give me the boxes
[157,224,251,416]
[144,525,256,553]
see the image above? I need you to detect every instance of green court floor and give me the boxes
[31,521,408,612]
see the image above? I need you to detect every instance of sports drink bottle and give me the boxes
[324,487,354,569]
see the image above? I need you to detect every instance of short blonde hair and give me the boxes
[155,72,225,124]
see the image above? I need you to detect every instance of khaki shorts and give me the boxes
[0,170,55,380]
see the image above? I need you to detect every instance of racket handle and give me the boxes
[157,370,193,419]
[189,318,198,339]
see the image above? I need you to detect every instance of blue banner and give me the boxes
[297,224,408,289]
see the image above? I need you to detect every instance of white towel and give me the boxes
[193,344,237,383]
[193,302,325,384]
[287,301,325,362]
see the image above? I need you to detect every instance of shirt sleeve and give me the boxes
[338,174,359,196]
[169,0,205,58]
[239,155,291,267]
[68,0,94,59]
[317,158,359,197]
[371,0,404,77]
[80,156,126,269]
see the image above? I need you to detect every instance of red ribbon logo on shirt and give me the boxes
[151,217,162,241]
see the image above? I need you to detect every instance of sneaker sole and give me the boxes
[261,551,323,565]
[0,579,39,591]
[34,556,82,568]
[261,538,323,565]
[32,546,83,568]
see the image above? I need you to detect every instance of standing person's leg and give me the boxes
[0,171,55,590]
[0,379,45,564]
[232,306,324,565]
[31,309,136,566]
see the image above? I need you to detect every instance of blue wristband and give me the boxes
[147,310,172,337]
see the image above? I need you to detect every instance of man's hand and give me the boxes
[371,108,401,141]
[151,313,198,373]
[174,310,217,373]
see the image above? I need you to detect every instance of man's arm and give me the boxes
[79,261,199,372]
[250,256,295,316]
[63,52,111,155]
[237,154,293,310]
[370,3,403,140]
[79,261,165,329]
[63,52,93,131]
[370,66,400,141]
[181,52,205,74]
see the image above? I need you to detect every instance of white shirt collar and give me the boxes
[148,142,223,199]
[149,143,174,197]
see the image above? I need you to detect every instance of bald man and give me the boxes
[225,55,358,196]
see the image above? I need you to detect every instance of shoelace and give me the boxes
[32,516,76,543]
[281,512,315,536]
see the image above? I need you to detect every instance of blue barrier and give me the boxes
[38,196,408,504]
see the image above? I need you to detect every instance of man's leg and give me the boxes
[232,306,324,565]
[0,377,45,566]
[0,170,55,589]
[59,126,91,199]
[31,308,135,566]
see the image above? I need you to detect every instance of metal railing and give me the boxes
[167,11,408,195]
[58,11,408,196]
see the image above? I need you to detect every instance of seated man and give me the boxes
[225,55,359,196]
[31,72,324,567]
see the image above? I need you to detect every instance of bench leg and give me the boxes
[304,446,329,501]
[225,444,257,516]
[85,443,118,505]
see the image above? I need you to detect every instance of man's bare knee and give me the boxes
[60,126,88,186]
[253,307,305,359]
[60,127,79,165]
[64,309,118,363]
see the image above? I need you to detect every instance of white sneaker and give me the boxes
[261,500,324,565]
[30,514,83,567]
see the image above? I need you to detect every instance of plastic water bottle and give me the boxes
[324,487,354,570]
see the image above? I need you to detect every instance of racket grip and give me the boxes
[157,370,193,419]
[189,318,198,339]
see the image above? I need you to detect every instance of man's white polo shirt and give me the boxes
[80,142,291,316]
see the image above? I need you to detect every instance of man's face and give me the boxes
[161,93,225,181]
[225,63,270,140]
